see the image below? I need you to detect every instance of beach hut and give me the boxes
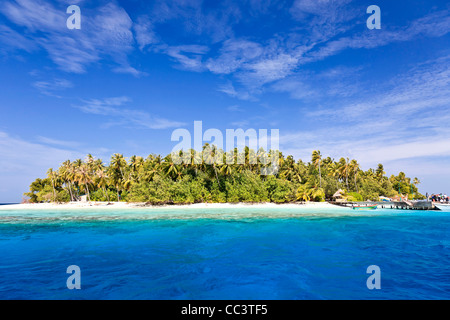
[332,189,345,202]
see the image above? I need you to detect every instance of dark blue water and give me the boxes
[0,207,449,299]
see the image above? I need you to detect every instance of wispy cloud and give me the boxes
[271,65,364,100]
[169,4,450,99]
[133,15,159,51]
[0,0,142,75]
[279,54,450,175]
[304,8,450,63]
[75,96,185,129]
[305,54,450,122]
[1,0,65,31]
[32,78,73,97]
[217,82,257,101]
[289,0,357,42]
[227,105,243,112]
[0,25,37,53]
[36,136,81,148]
[148,0,241,43]
[205,39,264,74]
[164,44,209,71]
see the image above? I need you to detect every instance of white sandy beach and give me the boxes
[0,201,339,211]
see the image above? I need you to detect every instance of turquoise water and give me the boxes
[0,206,449,299]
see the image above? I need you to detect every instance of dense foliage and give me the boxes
[24,145,424,203]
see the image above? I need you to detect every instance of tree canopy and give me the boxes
[24,145,424,204]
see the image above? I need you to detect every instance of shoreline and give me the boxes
[0,201,338,211]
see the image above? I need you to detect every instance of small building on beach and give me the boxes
[332,189,345,202]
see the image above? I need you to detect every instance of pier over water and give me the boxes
[328,200,439,210]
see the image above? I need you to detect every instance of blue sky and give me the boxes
[0,0,449,202]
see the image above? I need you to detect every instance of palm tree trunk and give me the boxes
[103,187,110,202]
[318,162,322,189]
[67,181,74,201]
[51,179,56,202]
[85,183,90,201]
[214,167,220,185]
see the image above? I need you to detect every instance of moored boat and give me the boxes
[352,204,377,210]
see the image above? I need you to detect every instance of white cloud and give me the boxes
[217,82,257,101]
[32,78,73,97]
[277,54,450,194]
[1,0,65,31]
[242,53,299,87]
[209,6,450,97]
[75,96,185,129]
[0,0,141,75]
[304,8,450,63]
[148,0,240,43]
[206,39,264,74]
[36,136,81,148]
[0,25,37,53]
[133,15,159,50]
[164,44,209,71]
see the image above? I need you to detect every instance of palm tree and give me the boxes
[247,148,259,172]
[129,155,144,182]
[85,154,95,173]
[95,169,109,201]
[412,177,420,199]
[60,160,74,201]
[350,159,360,192]
[312,150,322,188]
[327,161,340,190]
[47,168,58,202]
[296,182,325,202]
[280,155,302,183]
[203,144,221,184]
[76,164,92,201]
[108,171,123,202]
[187,149,202,175]
[219,153,233,178]
[161,154,182,181]
[338,157,350,190]
[296,185,310,202]
[142,155,162,182]
[109,154,127,200]
[110,153,127,180]
[375,164,385,180]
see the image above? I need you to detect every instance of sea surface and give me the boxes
[0,205,449,299]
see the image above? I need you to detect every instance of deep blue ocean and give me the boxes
[0,205,449,299]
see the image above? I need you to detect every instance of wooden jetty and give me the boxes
[328,200,439,210]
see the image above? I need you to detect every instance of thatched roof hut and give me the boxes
[332,189,345,199]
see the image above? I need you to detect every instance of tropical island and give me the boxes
[23,145,424,205]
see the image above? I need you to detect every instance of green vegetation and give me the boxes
[24,145,425,204]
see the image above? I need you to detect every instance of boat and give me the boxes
[352,204,377,210]
[434,203,450,210]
